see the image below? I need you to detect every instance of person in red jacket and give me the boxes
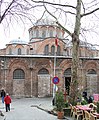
[4,93,11,112]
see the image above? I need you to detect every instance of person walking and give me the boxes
[1,89,6,103]
[4,93,11,112]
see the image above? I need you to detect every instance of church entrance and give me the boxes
[38,68,50,97]
[13,69,25,98]
[64,68,71,95]
[86,69,98,96]
[65,77,71,95]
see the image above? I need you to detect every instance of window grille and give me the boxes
[44,45,49,55]
[38,68,49,74]
[87,69,96,74]
[13,69,25,79]
[51,45,55,55]
[64,68,71,76]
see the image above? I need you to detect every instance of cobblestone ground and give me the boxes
[0,97,74,120]
[0,97,57,120]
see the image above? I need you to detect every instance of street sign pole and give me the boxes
[52,76,60,105]
[52,37,59,105]
[53,51,56,99]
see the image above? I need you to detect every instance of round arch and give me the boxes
[86,68,98,97]
[38,68,50,97]
[64,68,71,77]
[87,69,97,75]
[63,68,71,95]
[38,68,49,74]
[13,69,25,79]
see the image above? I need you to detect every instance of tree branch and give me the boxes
[81,8,99,17]
[56,21,72,37]
[81,0,85,14]
[0,0,15,24]
[36,10,46,24]
[43,2,72,37]
[31,0,76,9]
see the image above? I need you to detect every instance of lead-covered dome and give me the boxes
[8,38,28,45]
[34,18,57,26]
[29,18,65,42]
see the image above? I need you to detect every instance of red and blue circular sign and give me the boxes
[52,76,60,84]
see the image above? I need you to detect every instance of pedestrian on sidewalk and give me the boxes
[1,89,6,103]
[4,93,11,112]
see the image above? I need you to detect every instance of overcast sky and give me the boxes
[0,23,29,49]
[0,0,99,49]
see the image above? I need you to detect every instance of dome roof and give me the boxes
[8,39,28,45]
[34,19,57,26]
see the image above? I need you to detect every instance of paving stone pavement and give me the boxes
[0,97,73,120]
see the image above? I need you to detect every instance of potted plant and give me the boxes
[63,101,71,116]
[55,91,65,119]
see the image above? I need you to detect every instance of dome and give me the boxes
[34,18,57,26]
[8,39,28,45]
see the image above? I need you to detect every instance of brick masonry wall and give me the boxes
[0,57,99,98]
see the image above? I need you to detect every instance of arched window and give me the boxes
[57,45,61,55]
[64,68,71,76]
[42,30,46,38]
[44,44,49,55]
[9,48,12,55]
[56,27,61,38]
[38,68,49,74]
[49,30,53,37]
[48,27,54,37]
[36,29,39,37]
[18,48,21,55]
[13,69,25,79]
[67,49,69,56]
[51,45,55,55]
[87,69,96,74]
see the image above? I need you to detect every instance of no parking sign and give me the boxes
[52,76,60,84]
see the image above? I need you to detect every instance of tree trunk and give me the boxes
[70,0,81,105]
[70,33,79,105]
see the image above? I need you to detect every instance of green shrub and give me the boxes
[81,100,88,105]
[97,102,99,113]
[64,102,69,107]
[55,91,65,111]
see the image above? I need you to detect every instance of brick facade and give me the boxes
[0,19,99,98]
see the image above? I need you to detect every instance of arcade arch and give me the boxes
[38,68,50,97]
[64,68,71,95]
[86,69,97,96]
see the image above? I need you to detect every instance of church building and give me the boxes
[0,19,99,98]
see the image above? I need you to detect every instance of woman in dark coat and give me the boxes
[1,89,6,103]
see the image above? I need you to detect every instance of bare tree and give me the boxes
[29,0,99,104]
[1,0,99,104]
[0,0,41,28]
